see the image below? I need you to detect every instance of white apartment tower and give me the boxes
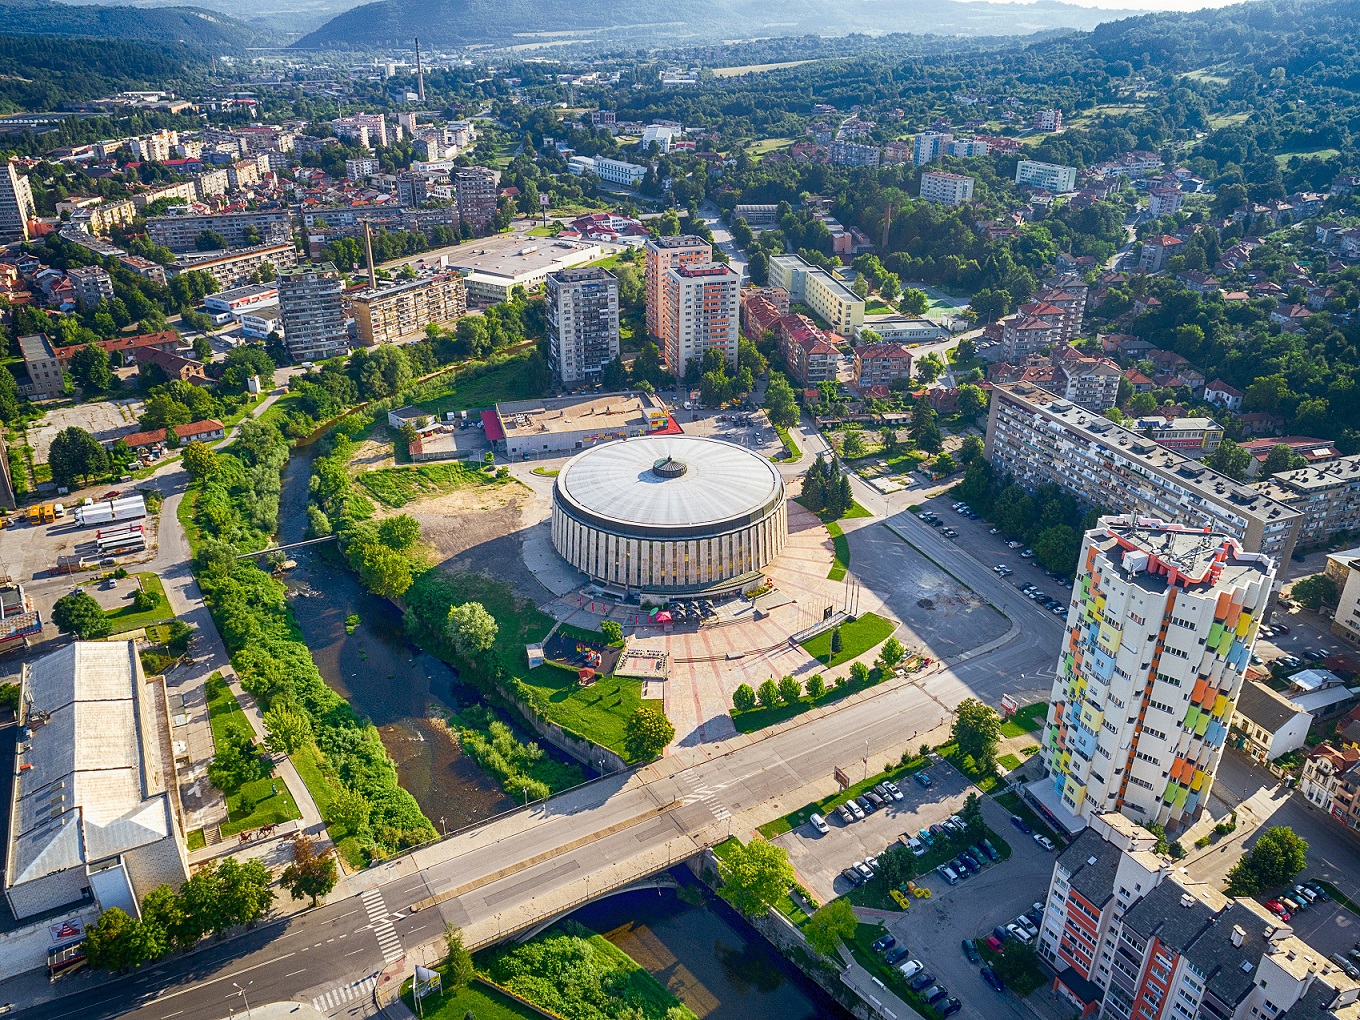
[276,262,350,362]
[661,263,740,379]
[1016,159,1078,193]
[1035,518,1275,833]
[919,171,975,206]
[913,132,952,166]
[0,161,35,243]
[644,234,711,342]
[545,266,620,385]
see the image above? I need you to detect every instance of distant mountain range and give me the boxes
[293,0,1143,51]
[0,0,274,48]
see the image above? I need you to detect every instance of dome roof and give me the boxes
[555,435,784,532]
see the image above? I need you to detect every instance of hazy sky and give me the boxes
[971,0,1239,8]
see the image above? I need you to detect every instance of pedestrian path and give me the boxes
[311,973,378,1013]
[361,887,405,964]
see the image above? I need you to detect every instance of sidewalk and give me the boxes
[841,955,923,1020]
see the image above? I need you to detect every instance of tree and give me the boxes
[51,591,110,638]
[208,727,266,791]
[1291,574,1338,611]
[934,453,957,476]
[875,637,906,674]
[915,353,944,384]
[446,602,498,657]
[830,627,842,655]
[214,857,275,932]
[131,587,161,612]
[757,678,780,708]
[720,838,795,917]
[195,228,228,251]
[443,923,474,988]
[48,426,110,486]
[1226,826,1308,895]
[806,674,826,698]
[182,441,219,480]
[83,907,164,971]
[952,698,1003,771]
[624,706,673,760]
[993,940,1040,988]
[910,396,942,453]
[70,343,115,393]
[849,660,870,684]
[280,833,338,906]
[601,620,624,645]
[959,435,985,464]
[957,383,988,419]
[842,430,866,458]
[1261,444,1301,477]
[263,703,314,754]
[763,372,800,429]
[1127,392,1158,416]
[732,683,756,711]
[324,786,371,835]
[192,335,213,361]
[900,288,929,316]
[141,883,187,951]
[355,543,413,599]
[600,355,629,390]
[1207,439,1252,482]
[778,674,802,704]
[804,898,857,956]
[377,515,421,551]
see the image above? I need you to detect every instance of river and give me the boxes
[568,882,847,1020]
[278,448,514,830]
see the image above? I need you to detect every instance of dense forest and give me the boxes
[0,0,269,48]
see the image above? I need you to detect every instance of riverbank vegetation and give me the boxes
[189,418,434,867]
[205,673,300,838]
[453,705,584,801]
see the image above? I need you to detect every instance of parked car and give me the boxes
[1008,540,1022,549]
[838,804,856,824]
[1034,834,1056,851]
[1306,881,1329,900]
[985,935,1004,953]
[841,867,865,887]
[1265,900,1291,921]
[1281,896,1303,913]
[918,828,935,847]
[1295,884,1317,903]
[809,813,829,835]
[848,800,865,821]
[873,783,893,801]
[909,971,936,992]
[961,939,979,963]
[936,864,959,885]
[993,925,1011,943]
[916,772,933,788]
[978,841,999,862]
[1007,924,1033,944]
[872,933,897,953]
[938,997,962,1017]
[980,965,1005,992]
[885,945,910,966]
[883,780,904,800]
[854,860,875,881]
[865,791,886,810]
[907,836,925,857]
[924,985,949,1005]
[1021,549,1034,558]
[1016,915,1039,938]
[1011,815,1033,834]
[898,959,924,980]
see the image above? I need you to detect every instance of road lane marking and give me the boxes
[313,973,378,1013]
[146,952,297,1006]
[287,969,308,976]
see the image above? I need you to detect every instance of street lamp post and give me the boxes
[439,816,447,835]
[233,981,252,1018]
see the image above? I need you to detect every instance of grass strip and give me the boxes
[800,612,897,667]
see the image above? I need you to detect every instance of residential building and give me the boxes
[1231,681,1311,763]
[1035,813,1165,1010]
[130,129,174,162]
[774,314,838,388]
[225,158,262,190]
[545,266,620,386]
[640,124,676,153]
[1129,416,1224,458]
[948,137,990,158]
[829,141,880,167]
[1300,742,1360,814]
[979,389,1303,573]
[1001,307,1067,360]
[64,197,136,236]
[1148,186,1184,218]
[137,346,208,384]
[919,171,975,206]
[0,160,35,243]
[1016,160,1078,193]
[346,157,380,180]
[119,419,225,452]
[168,242,297,290]
[645,235,712,341]
[1330,553,1360,648]
[1255,456,1360,552]
[1203,379,1244,412]
[853,342,914,389]
[660,263,740,379]
[17,333,61,399]
[1033,109,1063,132]
[67,265,113,310]
[119,255,166,286]
[147,210,292,252]
[131,181,197,210]
[767,253,865,337]
[349,271,466,346]
[913,132,952,166]
[1140,235,1184,273]
[276,262,349,361]
[453,167,498,231]
[1031,518,1275,833]
[396,171,428,207]
[1055,356,1122,411]
[855,316,948,344]
[4,641,190,920]
[331,113,387,148]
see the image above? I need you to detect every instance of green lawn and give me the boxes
[997,753,1024,771]
[773,424,801,461]
[847,923,942,1016]
[937,742,1001,793]
[407,571,555,682]
[801,612,897,667]
[402,974,543,1020]
[733,672,868,733]
[205,674,302,838]
[177,482,204,555]
[514,663,663,763]
[186,828,205,852]
[1001,701,1048,737]
[826,521,850,581]
[357,461,511,508]
[408,352,541,419]
[106,573,175,634]
[290,741,366,869]
[1276,148,1339,166]
[978,940,1048,995]
[758,754,932,838]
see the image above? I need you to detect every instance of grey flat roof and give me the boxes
[556,435,783,531]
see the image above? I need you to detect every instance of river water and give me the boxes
[278,449,841,1019]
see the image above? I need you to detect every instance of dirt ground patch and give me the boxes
[28,398,144,463]
[348,427,397,471]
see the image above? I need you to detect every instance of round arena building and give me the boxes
[551,435,787,593]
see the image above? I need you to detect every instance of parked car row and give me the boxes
[1020,583,1069,617]
[827,780,906,830]
[983,902,1045,952]
[1264,881,1330,922]
[934,826,1004,886]
[884,951,961,1017]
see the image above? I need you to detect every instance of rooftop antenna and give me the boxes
[364,221,377,291]
[415,38,426,104]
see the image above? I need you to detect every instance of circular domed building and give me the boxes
[551,435,787,593]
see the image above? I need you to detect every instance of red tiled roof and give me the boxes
[482,410,505,441]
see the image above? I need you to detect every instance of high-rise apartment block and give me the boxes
[985,381,1302,566]
[67,265,114,309]
[913,131,952,165]
[1034,518,1274,832]
[545,267,620,385]
[828,141,880,167]
[0,161,35,243]
[767,253,864,337]
[919,171,975,206]
[661,263,740,379]
[276,263,350,362]
[644,235,712,342]
[1016,159,1078,193]
[349,272,466,346]
[147,210,292,252]
[453,167,498,233]
[1034,108,1064,132]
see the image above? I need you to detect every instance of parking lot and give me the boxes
[666,400,786,459]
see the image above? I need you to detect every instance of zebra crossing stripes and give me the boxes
[312,973,378,1012]
[680,776,730,821]
[360,886,404,964]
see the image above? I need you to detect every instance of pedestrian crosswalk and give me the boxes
[680,775,730,821]
[312,973,378,1012]
[360,886,404,964]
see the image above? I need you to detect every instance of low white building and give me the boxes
[4,642,189,920]
[1231,680,1311,762]
[1016,159,1077,193]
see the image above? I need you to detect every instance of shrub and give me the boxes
[132,588,161,612]
[757,678,779,708]
[732,683,756,712]
[777,674,801,704]
[806,674,826,698]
